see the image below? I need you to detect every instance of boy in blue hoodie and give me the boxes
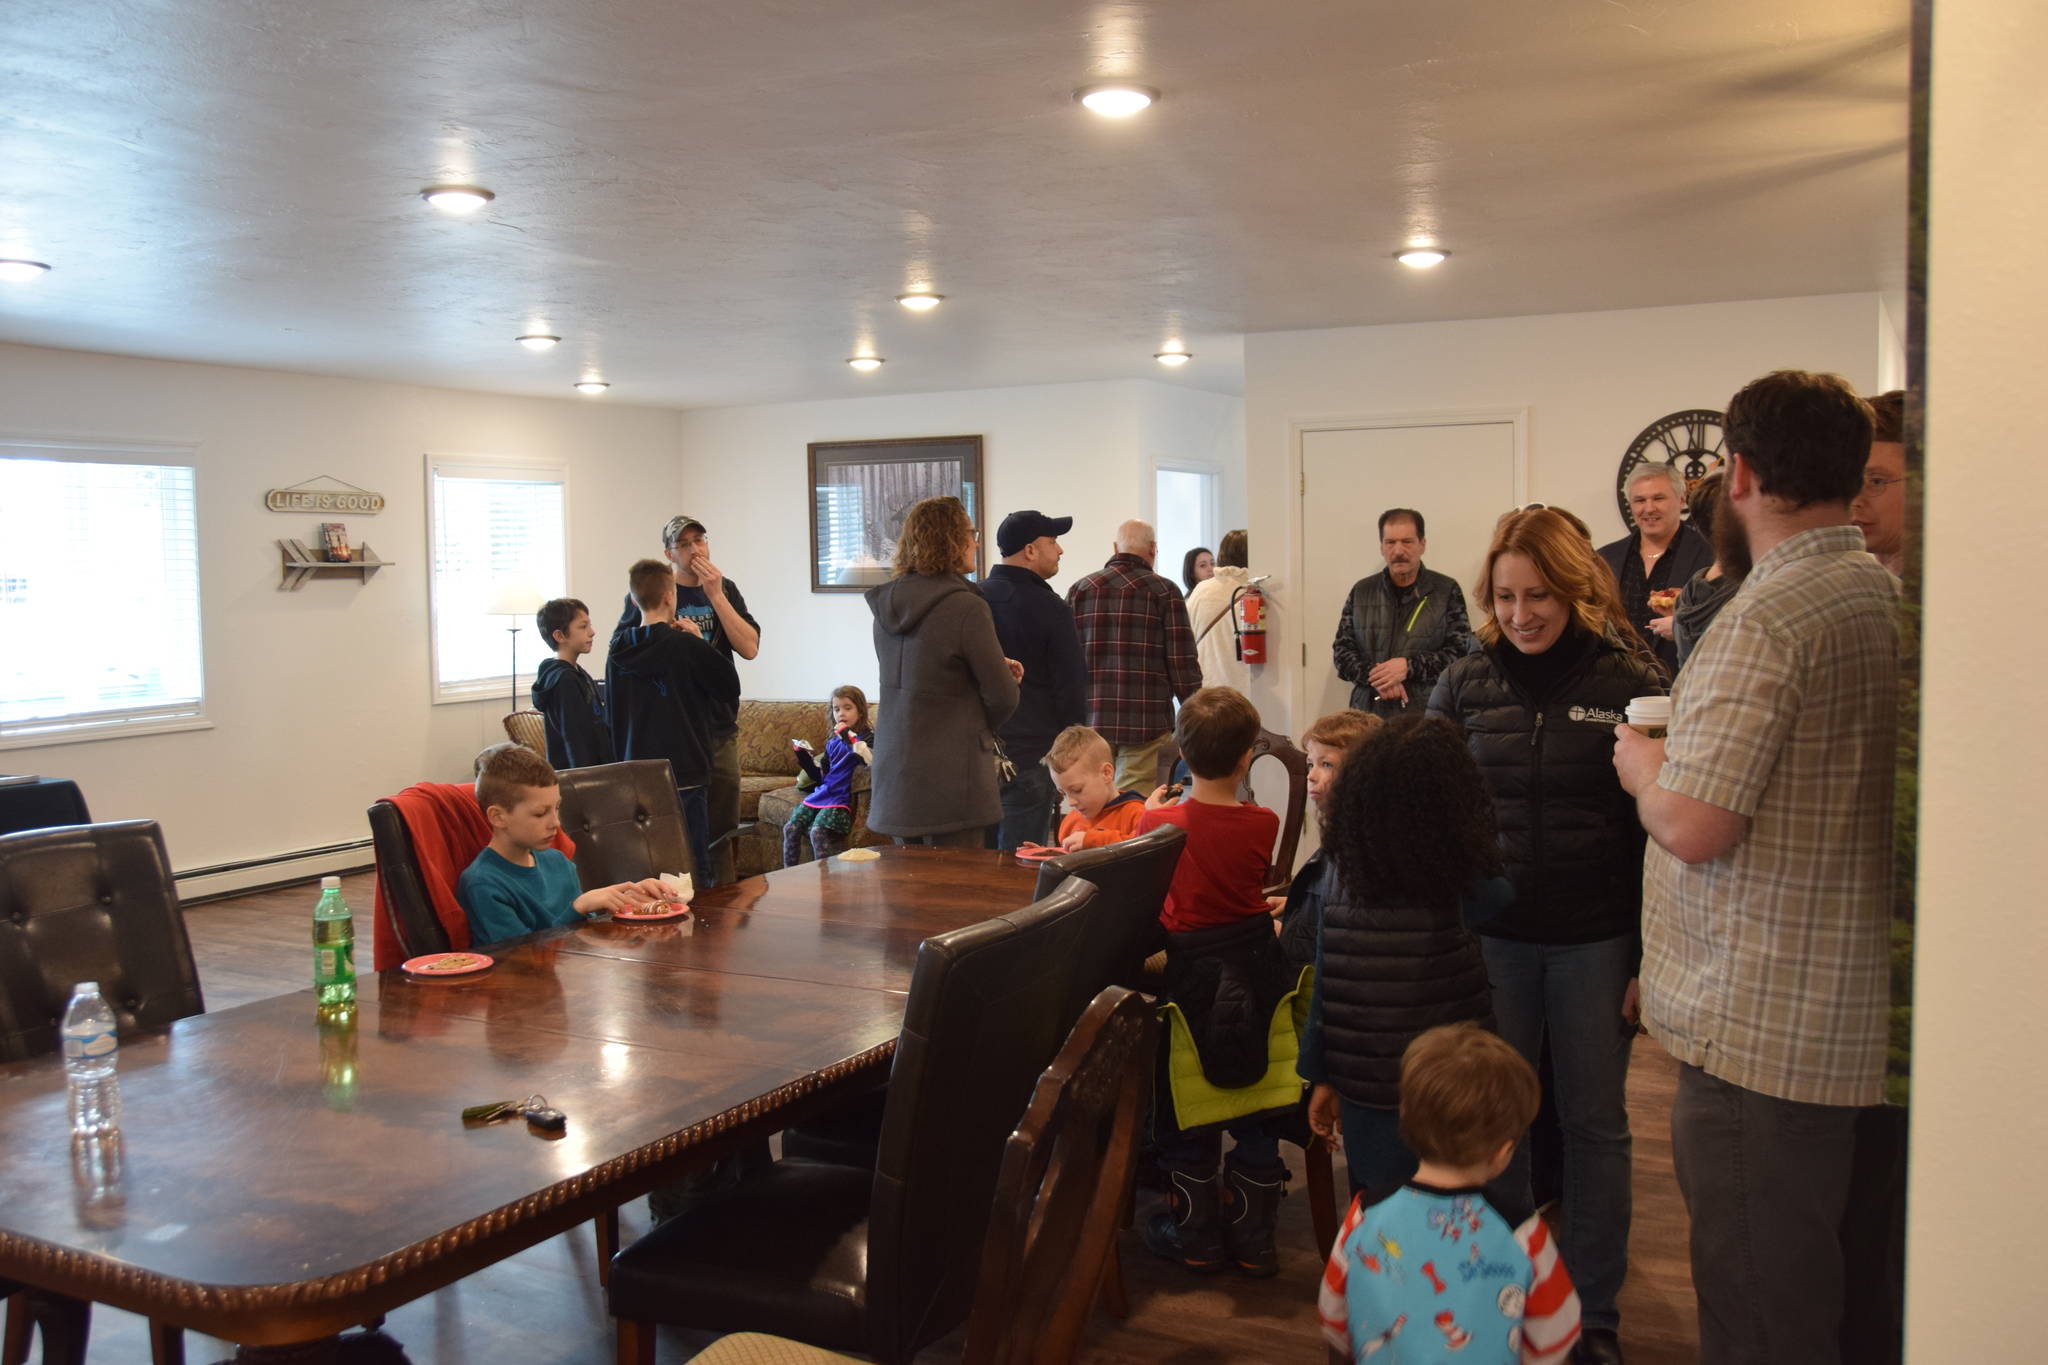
[607,559,741,882]
[531,598,616,771]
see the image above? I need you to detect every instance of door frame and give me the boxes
[1286,406,1529,737]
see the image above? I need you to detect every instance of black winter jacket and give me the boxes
[981,564,1090,767]
[605,623,742,789]
[531,658,616,771]
[1426,630,1662,945]
[1164,914,1293,1090]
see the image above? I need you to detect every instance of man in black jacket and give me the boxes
[1597,465,1711,680]
[1332,508,1474,715]
[982,510,1091,849]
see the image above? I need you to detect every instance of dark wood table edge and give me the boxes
[0,1039,895,1346]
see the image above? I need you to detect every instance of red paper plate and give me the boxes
[402,951,494,976]
[612,902,691,922]
[1013,843,1062,864]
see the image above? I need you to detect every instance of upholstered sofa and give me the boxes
[733,698,888,877]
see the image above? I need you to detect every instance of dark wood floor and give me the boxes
[71,874,1698,1363]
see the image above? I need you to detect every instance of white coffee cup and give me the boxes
[1626,696,1672,738]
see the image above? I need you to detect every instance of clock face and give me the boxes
[1617,409,1727,531]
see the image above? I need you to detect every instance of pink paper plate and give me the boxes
[401,951,494,976]
[1013,844,1062,864]
[611,902,691,922]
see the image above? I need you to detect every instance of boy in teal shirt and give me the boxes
[458,746,668,944]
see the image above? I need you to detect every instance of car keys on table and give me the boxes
[461,1094,568,1134]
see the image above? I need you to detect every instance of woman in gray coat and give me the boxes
[865,497,1022,845]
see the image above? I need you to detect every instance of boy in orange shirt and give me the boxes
[1048,725,1157,850]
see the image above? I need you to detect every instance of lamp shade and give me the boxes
[487,577,549,617]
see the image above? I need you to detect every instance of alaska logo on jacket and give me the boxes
[1566,704,1627,726]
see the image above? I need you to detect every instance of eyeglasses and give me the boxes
[1860,475,1904,496]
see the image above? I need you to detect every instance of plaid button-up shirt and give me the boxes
[1641,525,1899,1106]
[1066,553,1203,745]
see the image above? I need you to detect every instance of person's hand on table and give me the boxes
[1308,1084,1343,1144]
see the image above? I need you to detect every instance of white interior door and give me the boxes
[1299,421,1520,726]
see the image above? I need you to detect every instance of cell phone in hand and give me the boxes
[791,738,813,751]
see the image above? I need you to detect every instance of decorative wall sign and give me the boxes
[265,475,386,513]
[807,435,985,592]
[1615,409,1725,530]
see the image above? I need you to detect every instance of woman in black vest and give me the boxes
[1425,508,1662,1365]
[1297,714,1506,1200]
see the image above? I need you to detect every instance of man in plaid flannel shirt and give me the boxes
[1066,519,1203,792]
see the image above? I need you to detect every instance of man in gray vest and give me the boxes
[1331,508,1473,715]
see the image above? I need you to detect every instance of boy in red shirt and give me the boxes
[1138,687,1291,1278]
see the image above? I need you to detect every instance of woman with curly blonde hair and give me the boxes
[864,497,1021,844]
[1425,507,1664,1361]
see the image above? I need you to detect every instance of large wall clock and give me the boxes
[1616,409,1726,530]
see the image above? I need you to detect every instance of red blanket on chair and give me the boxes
[371,782,576,970]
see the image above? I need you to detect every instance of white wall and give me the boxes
[0,342,680,876]
[675,379,1245,704]
[1239,292,1885,736]
[1906,5,2048,1356]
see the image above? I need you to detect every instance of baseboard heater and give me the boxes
[175,838,375,905]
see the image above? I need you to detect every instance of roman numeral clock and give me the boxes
[1616,409,1727,530]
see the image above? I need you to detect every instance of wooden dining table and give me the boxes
[0,846,1041,1362]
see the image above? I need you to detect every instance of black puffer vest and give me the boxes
[1318,872,1495,1108]
[1426,630,1662,945]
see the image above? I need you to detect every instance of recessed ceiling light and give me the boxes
[421,185,495,215]
[1395,249,1449,269]
[1075,83,1160,117]
[847,356,885,372]
[0,259,52,282]
[1155,350,1192,367]
[516,334,561,352]
[896,293,944,312]
[573,380,609,394]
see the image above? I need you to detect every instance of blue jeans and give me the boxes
[1482,933,1635,1330]
[993,762,1058,851]
[1336,1099,1415,1199]
[676,785,712,885]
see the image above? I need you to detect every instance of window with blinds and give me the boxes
[427,459,567,702]
[0,448,206,745]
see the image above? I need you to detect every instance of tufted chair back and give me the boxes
[0,820,205,1063]
[555,759,697,889]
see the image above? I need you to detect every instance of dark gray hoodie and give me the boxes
[864,573,1021,837]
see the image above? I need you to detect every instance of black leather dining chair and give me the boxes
[365,799,455,961]
[0,820,204,1365]
[554,759,696,889]
[1031,822,1184,1011]
[608,876,1101,1365]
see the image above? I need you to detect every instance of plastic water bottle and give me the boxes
[61,982,121,1138]
[313,875,356,1007]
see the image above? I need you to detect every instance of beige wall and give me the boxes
[0,342,681,880]
[1906,4,2048,1356]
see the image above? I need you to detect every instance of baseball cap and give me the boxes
[997,509,1074,557]
[662,514,707,549]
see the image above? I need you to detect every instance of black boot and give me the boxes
[1222,1157,1286,1278]
[1140,1169,1229,1274]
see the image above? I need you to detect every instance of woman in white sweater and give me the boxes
[1185,528,1252,692]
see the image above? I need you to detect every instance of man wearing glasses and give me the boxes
[1852,390,1908,578]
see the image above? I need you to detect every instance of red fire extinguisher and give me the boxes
[1234,578,1269,665]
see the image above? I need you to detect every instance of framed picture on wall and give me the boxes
[808,435,985,592]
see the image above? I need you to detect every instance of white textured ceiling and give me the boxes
[0,0,1908,408]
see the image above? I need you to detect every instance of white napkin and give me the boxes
[659,871,695,903]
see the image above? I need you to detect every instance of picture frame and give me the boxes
[807,435,985,593]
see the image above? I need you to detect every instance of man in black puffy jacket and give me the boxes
[1332,508,1474,715]
[982,510,1090,848]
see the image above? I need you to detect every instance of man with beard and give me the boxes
[1613,370,1898,1365]
[1599,465,1712,680]
[1331,508,1473,716]
[1667,472,1752,670]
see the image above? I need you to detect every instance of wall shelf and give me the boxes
[279,539,392,590]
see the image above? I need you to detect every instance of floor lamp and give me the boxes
[487,578,549,717]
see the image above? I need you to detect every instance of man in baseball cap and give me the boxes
[614,512,761,884]
[982,510,1089,849]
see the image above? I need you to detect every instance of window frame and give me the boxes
[0,436,211,750]
[423,453,571,706]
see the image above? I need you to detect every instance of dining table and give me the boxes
[0,846,1042,1362]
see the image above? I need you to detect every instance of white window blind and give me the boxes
[427,460,566,702]
[0,452,206,744]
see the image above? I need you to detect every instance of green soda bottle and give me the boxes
[313,875,356,1007]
